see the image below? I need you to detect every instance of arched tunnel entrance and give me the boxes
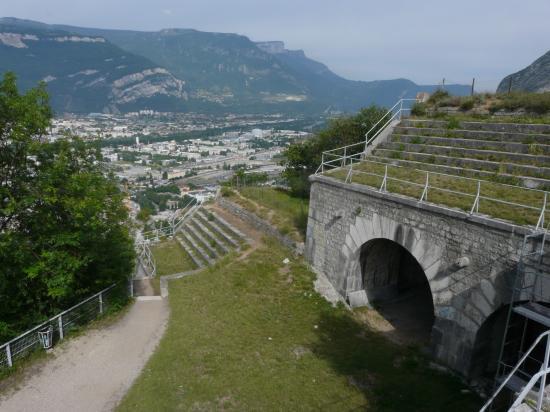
[360,238,435,345]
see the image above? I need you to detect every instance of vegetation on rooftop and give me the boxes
[411,90,550,120]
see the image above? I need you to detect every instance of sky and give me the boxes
[2,0,549,91]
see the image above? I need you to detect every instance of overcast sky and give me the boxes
[2,0,549,90]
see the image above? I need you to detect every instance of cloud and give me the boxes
[161,9,172,15]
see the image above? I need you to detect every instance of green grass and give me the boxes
[117,240,480,411]
[151,239,197,276]
[330,162,549,226]
[226,187,309,242]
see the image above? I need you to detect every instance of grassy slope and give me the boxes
[151,239,197,276]
[118,239,480,411]
[226,187,309,241]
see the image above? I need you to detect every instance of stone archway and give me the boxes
[360,238,435,344]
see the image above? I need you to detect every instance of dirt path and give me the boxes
[0,299,169,412]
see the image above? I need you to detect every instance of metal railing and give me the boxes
[0,284,122,369]
[318,154,549,230]
[317,98,418,174]
[480,330,550,411]
[141,199,201,242]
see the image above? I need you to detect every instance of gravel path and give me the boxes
[0,298,169,412]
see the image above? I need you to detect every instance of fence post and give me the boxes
[470,180,481,215]
[321,153,325,174]
[379,164,388,192]
[537,335,550,410]
[343,147,347,168]
[536,192,547,231]
[99,292,104,315]
[420,172,429,202]
[6,343,12,367]
[58,315,64,340]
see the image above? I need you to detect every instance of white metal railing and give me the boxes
[480,330,550,411]
[316,98,418,174]
[0,284,121,369]
[141,199,201,242]
[136,240,156,278]
[318,156,549,230]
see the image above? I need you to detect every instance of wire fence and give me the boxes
[0,284,127,369]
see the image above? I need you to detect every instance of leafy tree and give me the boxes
[282,105,387,197]
[0,73,135,341]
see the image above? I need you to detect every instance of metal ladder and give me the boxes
[482,229,550,411]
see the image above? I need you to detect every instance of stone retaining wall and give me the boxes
[218,197,304,254]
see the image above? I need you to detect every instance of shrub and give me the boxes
[411,102,427,116]
[447,117,460,129]
[459,98,475,111]
[428,89,450,105]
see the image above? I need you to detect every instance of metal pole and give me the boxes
[321,153,325,174]
[537,192,547,231]
[536,336,550,411]
[58,315,64,340]
[399,99,404,120]
[6,344,12,367]
[99,292,104,315]
[471,78,475,96]
[420,172,429,202]
[470,181,481,214]
[343,146,347,168]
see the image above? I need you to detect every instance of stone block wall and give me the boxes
[305,174,541,377]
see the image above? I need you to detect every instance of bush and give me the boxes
[411,102,427,116]
[427,89,450,105]
[459,98,475,111]
[491,92,550,115]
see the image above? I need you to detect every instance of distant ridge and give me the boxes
[0,17,470,114]
[497,50,550,93]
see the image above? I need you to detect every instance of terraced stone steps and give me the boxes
[184,221,218,259]
[399,119,550,134]
[394,126,550,145]
[393,135,550,155]
[379,142,550,167]
[175,235,206,268]
[190,218,230,255]
[372,148,550,179]
[196,210,241,247]
[194,213,236,250]
[179,231,213,265]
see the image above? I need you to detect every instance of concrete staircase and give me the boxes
[174,209,247,269]
[370,118,550,188]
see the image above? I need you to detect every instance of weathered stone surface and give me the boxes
[305,174,548,378]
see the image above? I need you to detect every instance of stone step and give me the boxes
[381,141,550,167]
[180,230,213,265]
[196,210,240,247]
[400,118,550,134]
[175,235,205,268]
[206,211,249,242]
[190,217,231,255]
[362,155,550,189]
[392,134,550,155]
[194,213,236,249]
[372,148,550,180]
[394,126,550,144]
[185,220,219,259]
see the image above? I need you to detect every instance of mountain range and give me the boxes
[0,17,470,115]
[497,50,550,94]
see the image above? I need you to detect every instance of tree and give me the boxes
[0,73,135,341]
[282,105,387,197]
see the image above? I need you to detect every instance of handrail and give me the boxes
[480,330,550,411]
[0,284,117,351]
[364,98,418,143]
